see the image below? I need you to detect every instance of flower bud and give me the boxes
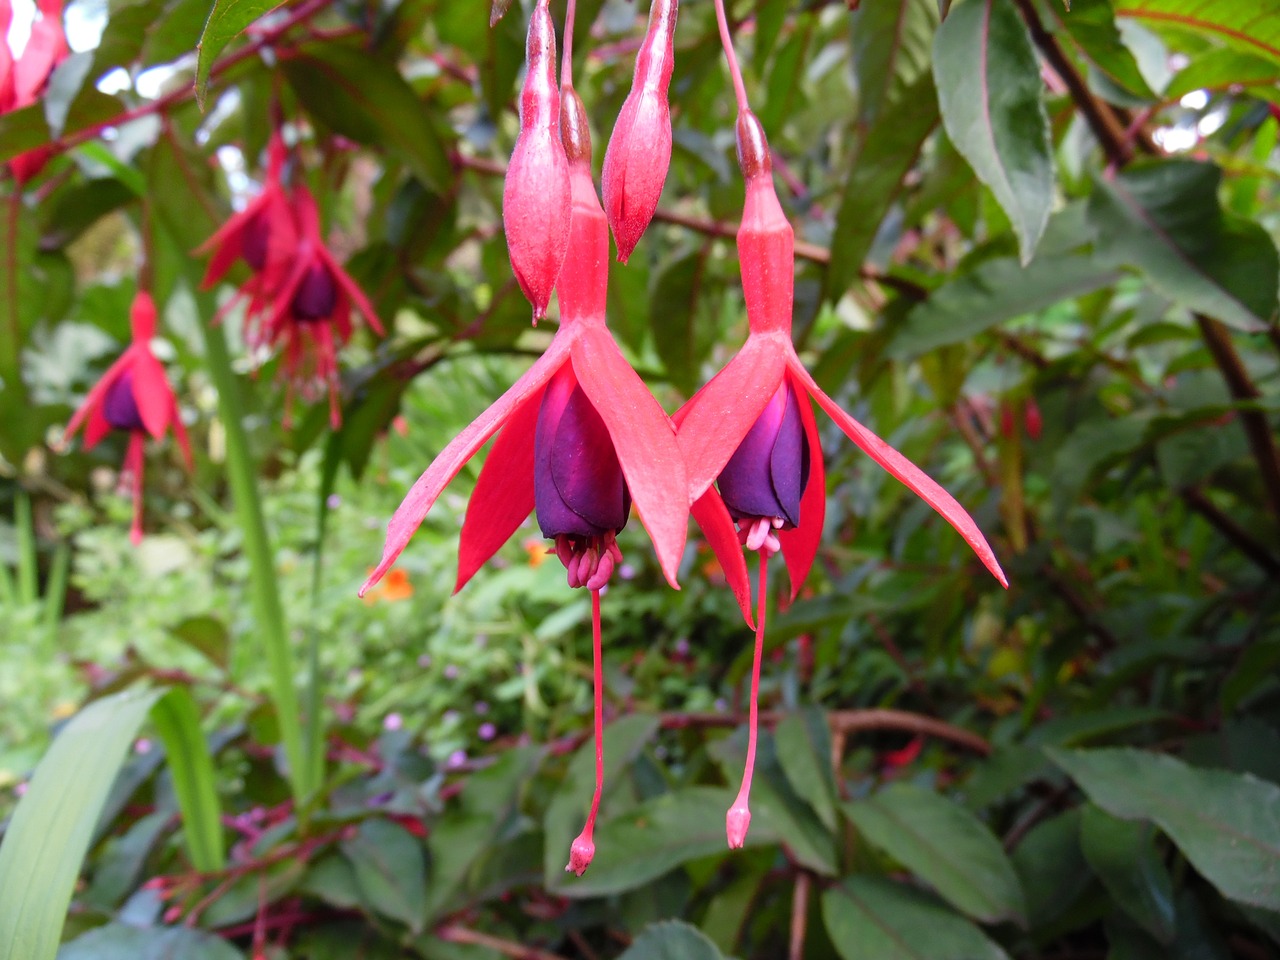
[503,0,572,321]
[601,0,678,263]
[717,377,810,529]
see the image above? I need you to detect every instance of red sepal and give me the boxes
[690,488,753,627]
[777,375,825,600]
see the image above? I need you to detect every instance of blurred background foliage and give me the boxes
[2,0,1280,957]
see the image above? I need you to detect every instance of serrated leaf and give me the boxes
[617,920,727,960]
[283,44,452,192]
[845,783,1028,925]
[195,0,285,109]
[1050,747,1280,910]
[1116,0,1280,71]
[823,877,1011,960]
[934,0,1054,262]
[0,689,164,960]
[1081,804,1176,942]
[1087,160,1279,331]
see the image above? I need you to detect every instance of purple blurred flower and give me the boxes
[443,664,459,680]
[446,749,467,769]
[478,722,497,741]
[383,712,403,731]
[474,701,490,715]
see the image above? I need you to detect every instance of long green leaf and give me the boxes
[150,687,225,872]
[1050,747,1280,910]
[1116,0,1280,70]
[195,0,285,109]
[934,0,1054,263]
[1080,804,1176,942]
[0,688,164,960]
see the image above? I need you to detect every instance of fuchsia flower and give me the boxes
[1,0,68,184]
[503,0,572,321]
[677,19,1008,846]
[247,184,384,427]
[363,84,689,876]
[602,0,677,263]
[63,293,192,545]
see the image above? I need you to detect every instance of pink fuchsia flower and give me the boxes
[63,292,193,544]
[503,0,572,321]
[2,0,68,184]
[196,133,296,294]
[602,0,677,263]
[362,87,689,876]
[248,184,384,428]
[678,109,1007,849]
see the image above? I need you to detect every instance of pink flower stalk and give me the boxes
[601,0,678,263]
[684,4,1008,849]
[503,0,572,321]
[63,292,193,545]
[248,184,385,428]
[2,0,68,184]
[362,86,689,875]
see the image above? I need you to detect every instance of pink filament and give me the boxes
[727,552,768,847]
[567,587,605,874]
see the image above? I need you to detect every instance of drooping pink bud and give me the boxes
[503,0,572,321]
[601,0,678,263]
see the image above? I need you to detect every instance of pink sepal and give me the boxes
[690,489,754,628]
[777,375,824,600]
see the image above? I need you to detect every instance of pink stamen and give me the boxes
[727,552,768,848]
[567,587,605,875]
[124,431,146,546]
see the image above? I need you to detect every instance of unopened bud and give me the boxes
[601,0,678,263]
[503,0,572,321]
[560,85,592,165]
[735,110,771,181]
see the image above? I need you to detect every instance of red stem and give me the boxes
[561,0,577,89]
[712,0,749,111]
[586,586,604,834]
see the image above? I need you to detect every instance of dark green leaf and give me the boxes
[822,876,1011,960]
[1050,747,1280,910]
[340,819,428,932]
[1086,160,1279,331]
[775,708,839,831]
[1080,804,1176,942]
[648,249,708,395]
[1048,0,1156,99]
[167,616,230,670]
[616,920,727,960]
[284,44,453,192]
[845,783,1027,925]
[1010,809,1094,929]
[196,0,285,109]
[934,0,1054,262]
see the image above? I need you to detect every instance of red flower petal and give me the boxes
[777,376,825,600]
[130,348,174,440]
[83,403,111,449]
[569,326,687,589]
[690,488,754,627]
[362,337,573,595]
[786,356,1008,588]
[455,389,541,592]
[675,332,788,502]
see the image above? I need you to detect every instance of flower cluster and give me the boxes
[364,0,1007,874]
[198,134,384,427]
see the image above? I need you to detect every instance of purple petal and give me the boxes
[103,370,144,432]
[291,260,337,321]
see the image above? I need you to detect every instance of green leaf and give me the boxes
[1080,804,1176,942]
[822,877,1011,960]
[0,688,164,960]
[1117,0,1280,71]
[340,818,429,932]
[283,44,453,192]
[890,251,1120,356]
[195,0,285,109]
[1086,160,1279,331]
[648,249,707,396]
[775,708,839,831]
[0,105,51,165]
[1048,0,1156,99]
[616,920,727,960]
[845,783,1028,925]
[58,922,243,959]
[167,615,230,670]
[934,0,1054,262]
[1010,809,1094,929]
[555,787,779,898]
[1050,747,1280,910]
[150,687,225,872]
[1164,46,1280,100]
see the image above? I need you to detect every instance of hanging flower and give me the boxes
[362,86,689,875]
[62,292,192,545]
[196,132,296,298]
[677,103,1008,848]
[601,0,678,263]
[247,184,383,428]
[2,0,69,184]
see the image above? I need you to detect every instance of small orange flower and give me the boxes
[362,567,413,604]
[523,537,552,567]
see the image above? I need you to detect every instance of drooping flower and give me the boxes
[601,0,678,263]
[63,292,193,544]
[682,10,1008,848]
[2,0,69,184]
[196,133,296,297]
[255,184,383,428]
[362,86,689,875]
[503,0,572,321]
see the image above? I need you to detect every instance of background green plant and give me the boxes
[2,0,1279,957]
